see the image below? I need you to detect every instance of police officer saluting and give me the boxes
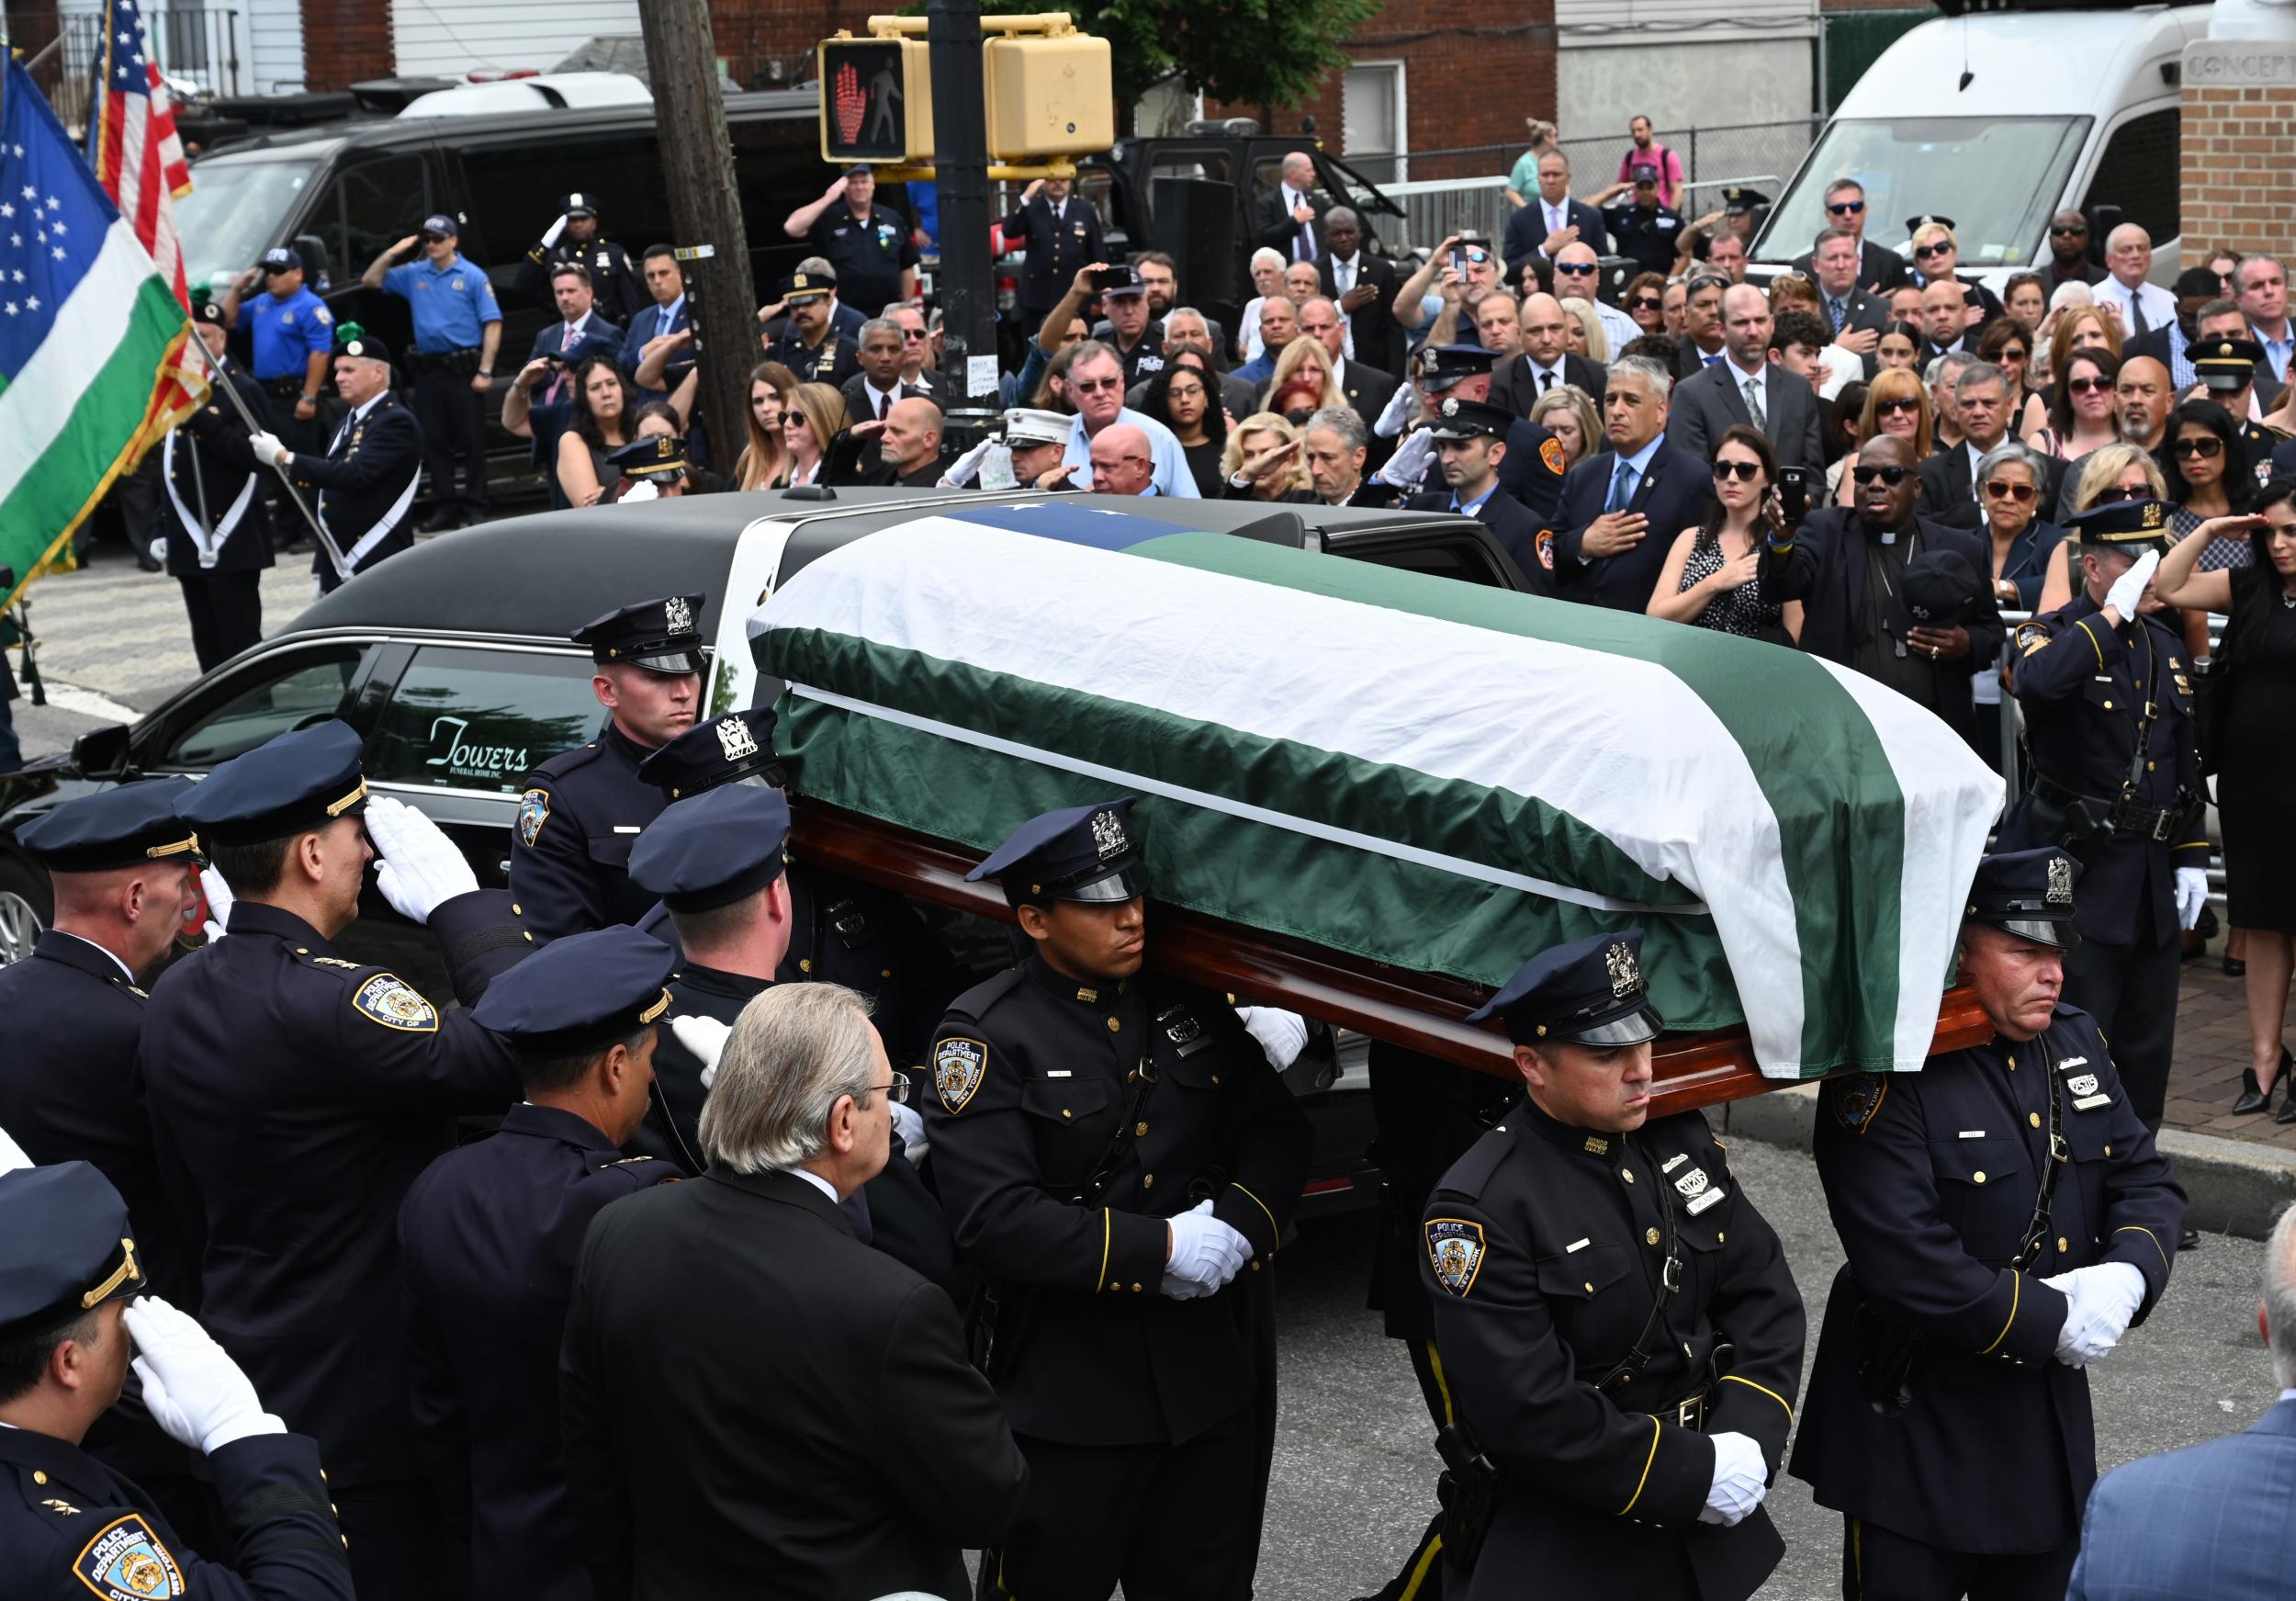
[512,595,705,942]
[155,300,275,671]
[247,329,423,592]
[782,165,920,322]
[926,798,1312,1599]
[140,722,527,1600]
[518,191,643,324]
[360,214,502,531]
[397,926,680,1601]
[0,1162,355,1601]
[1421,930,1805,1601]
[1790,849,2186,1598]
[218,245,333,465]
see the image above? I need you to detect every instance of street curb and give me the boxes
[1718,1085,2296,1241]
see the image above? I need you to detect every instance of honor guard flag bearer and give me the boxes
[0,51,203,610]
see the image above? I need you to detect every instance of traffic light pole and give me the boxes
[927,0,998,420]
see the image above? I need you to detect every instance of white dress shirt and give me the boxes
[2095,276,2177,340]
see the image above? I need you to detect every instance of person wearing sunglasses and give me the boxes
[1971,441,2067,769]
[1906,219,2006,326]
[2158,399,2257,558]
[1624,270,1670,337]
[1976,316,2050,445]
[2045,209,2106,293]
[1596,159,1686,279]
[1789,178,1908,295]
[1832,367,1930,505]
[363,215,505,534]
[1648,423,1801,640]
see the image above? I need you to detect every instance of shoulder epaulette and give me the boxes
[951,965,1027,1021]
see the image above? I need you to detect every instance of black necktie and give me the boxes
[2132,293,2150,338]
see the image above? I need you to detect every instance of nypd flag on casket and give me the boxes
[749,503,2002,1078]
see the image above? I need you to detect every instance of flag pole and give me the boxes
[180,335,353,585]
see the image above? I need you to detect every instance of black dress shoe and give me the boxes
[2226,956,2248,977]
[2276,1052,2296,1124]
[2233,1068,2274,1116]
[2181,1225,2201,1250]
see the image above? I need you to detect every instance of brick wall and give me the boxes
[2181,82,2296,257]
[712,0,848,90]
[301,0,392,89]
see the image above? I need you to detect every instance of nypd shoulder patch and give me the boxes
[2016,622,2052,657]
[1830,1075,1890,1133]
[1424,1217,1488,1298]
[936,1036,987,1114]
[518,788,551,848]
[351,973,438,1032]
[74,1514,185,1599]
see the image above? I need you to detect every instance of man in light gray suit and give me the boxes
[1668,284,1825,474]
[2067,1202,2296,1599]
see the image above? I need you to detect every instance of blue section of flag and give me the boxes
[0,59,121,384]
[94,1,163,110]
[940,501,1202,551]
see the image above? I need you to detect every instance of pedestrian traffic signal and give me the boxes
[818,36,933,163]
[983,31,1114,161]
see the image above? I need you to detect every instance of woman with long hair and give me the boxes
[2158,398,2257,560]
[2039,347,2122,463]
[1648,423,1800,640]
[1623,272,1669,337]
[1139,352,1228,498]
[557,355,637,508]
[1832,368,1931,505]
[1265,336,1346,423]
[781,383,850,488]
[735,360,798,490]
[1874,321,1924,374]
[2003,271,2048,338]
[1221,412,1316,502]
[1975,316,2048,442]
[1561,299,1609,364]
[1530,384,1601,473]
[2043,304,2122,402]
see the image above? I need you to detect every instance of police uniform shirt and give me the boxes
[529,236,643,325]
[1421,1099,1805,1601]
[512,722,672,944]
[244,284,335,382]
[159,355,276,577]
[1114,319,1166,387]
[923,957,1312,1445]
[764,326,862,389]
[811,202,918,319]
[1604,202,1685,279]
[398,1102,677,1600]
[1789,1009,2185,1554]
[781,863,967,1075]
[380,253,503,354]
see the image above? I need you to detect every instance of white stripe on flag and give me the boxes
[0,222,171,489]
[118,95,148,241]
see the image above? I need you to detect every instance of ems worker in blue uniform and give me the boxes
[1420,930,1805,1601]
[1404,396,1549,592]
[362,213,502,530]
[2004,499,2212,1134]
[140,721,528,1601]
[398,925,681,1601]
[219,245,334,464]
[511,595,705,943]
[155,300,275,671]
[761,267,864,389]
[0,783,210,1547]
[0,1162,355,1601]
[1790,849,2187,1600]
[925,797,1313,1600]
[516,191,645,325]
[249,331,424,592]
[782,165,920,324]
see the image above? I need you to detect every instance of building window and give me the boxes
[1344,62,1407,186]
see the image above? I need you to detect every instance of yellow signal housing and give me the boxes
[982,30,1114,162]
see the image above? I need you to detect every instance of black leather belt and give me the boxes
[1651,1389,1708,1431]
[402,346,479,375]
[2031,776,2192,842]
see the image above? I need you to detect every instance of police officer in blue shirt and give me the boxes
[361,212,503,530]
[782,165,920,324]
[0,1162,355,1601]
[399,926,681,1601]
[1791,849,2186,1601]
[761,268,863,388]
[219,245,334,461]
[511,596,705,943]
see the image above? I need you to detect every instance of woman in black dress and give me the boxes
[2155,483,2296,1117]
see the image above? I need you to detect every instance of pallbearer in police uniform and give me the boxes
[248,330,423,593]
[0,1163,354,1601]
[1790,850,2186,1600]
[517,191,643,324]
[156,300,275,671]
[140,722,528,1601]
[398,925,681,1601]
[1420,930,1805,1601]
[510,596,704,943]
[926,798,1312,1600]
[2005,500,2211,1133]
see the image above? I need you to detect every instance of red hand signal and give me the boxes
[834,62,867,145]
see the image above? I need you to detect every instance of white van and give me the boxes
[1751,4,2212,289]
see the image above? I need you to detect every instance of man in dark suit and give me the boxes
[824,395,951,488]
[1806,227,1890,361]
[1490,291,1606,416]
[1671,274,1730,378]
[399,926,681,1601]
[1788,179,1906,292]
[527,263,626,407]
[1255,150,1328,262]
[620,245,691,401]
[1502,147,1609,284]
[561,982,1028,1601]
[1553,355,1715,611]
[1005,173,1105,323]
[1917,359,2016,529]
[1405,397,1548,588]
[248,333,424,592]
[1322,206,1405,377]
[1670,284,1826,473]
[839,318,937,477]
[1761,433,2002,747]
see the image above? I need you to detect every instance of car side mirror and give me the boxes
[71,722,131,781]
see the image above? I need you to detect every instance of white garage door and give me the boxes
[388,0,644,80]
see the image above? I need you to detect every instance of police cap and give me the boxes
[1466,929,1667,1048]
[967,796,1144,907]
[559,192,597,219]
[1424,396,1513,442]
[420,213,458,240]
[1002,408,1073,448]
[1905,215,1956,236]
[259,245,302,273]
[1416,343,1496,393]
[1722,186,1770,214]
[17,778,201,873]
[177,720,368,847]
[1892,547,1986,631]
[571,594,708,675]
[0,1162,145,1341]
[636,708,787,800]
[608,433,687,481]
[1630,163,1660,185]
[470,926,676,1056]
[1964,847,2081,950]
[2064,497,2172,553]
[627,785,792,912]
[780,269,836,304]
[2194,336,2266,391]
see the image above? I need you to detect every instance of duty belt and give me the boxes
[2031,777,2194,842]
[1651,1389,1709,1431]
[260,376,309,394]
[402,345,480,376]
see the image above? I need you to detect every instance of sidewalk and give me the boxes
[2164,953,2295,1146]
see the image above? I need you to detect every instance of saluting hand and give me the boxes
[125,1296,282,1455]
[391,233,422,259]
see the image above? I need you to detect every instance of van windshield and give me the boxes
[176,159,321,291]
[1755,116,2090,269]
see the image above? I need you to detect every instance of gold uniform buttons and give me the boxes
[1973,1171,1987,1184]
[1107,1017,1121,1032]
[1584,1281,1595,1293]
[511,904,522,915]
[1135,1122,1149,1136]
[2057,1236,2069,1253]
[1621,1168,1636,1184]
[1061,1110,1072,1120]
[2030,1112,2042,1128]
[1646,1228,1660,1246]
[799,958,814,974]
[1131,1283,1142,1293]
[33,1471,46,1485]
[2104,1144,2112,1156]
[1142,1173,1155,1189]
[882,967,893,978]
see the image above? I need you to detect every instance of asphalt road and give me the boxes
[1258,1133,2276,1601]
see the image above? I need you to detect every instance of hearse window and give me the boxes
[155,648,365,770]
[1340,533,1514,589]
[366,648,602,794]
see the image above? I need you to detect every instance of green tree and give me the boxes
[981,0,1379,119]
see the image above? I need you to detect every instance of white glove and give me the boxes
[123,1296,283,1454]
[2175,866,2209,931]
[1236,1006,1309,1071]
[887,1098,926,1155]
[1374,426,1435,490]
[246,430,287,467]
[2044,1261,2147,1367]
[670,1015,732,1089]
[197,865,233,941]
[0,1122,29,1175]
[1696,1430,1769,1527]
[617,479,661,504]
[2103,547,2159,620]
[1374,378,1416,440]
[148,537,169,567]
[362,795,479,925]
[541,212,569,249]
[939,434,997,487]
[1162,1198,1250,1299]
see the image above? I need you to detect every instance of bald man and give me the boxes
[1087,423,1158,495]
[835,394,950,488]
[1491,290,1607,414]
[1257,151,1326,262]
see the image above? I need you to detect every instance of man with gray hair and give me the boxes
[2096,222,2175,343]
[1927,348,1977,451]
[1917,359,2013,527]
[1302,406,1379,506]
[1553,354,1715,609]
[2065,1204,2296,1598]
[561,980,1027,1600]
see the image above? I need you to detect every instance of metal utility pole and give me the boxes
[928,0,997,419]
[639,2,758,467]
